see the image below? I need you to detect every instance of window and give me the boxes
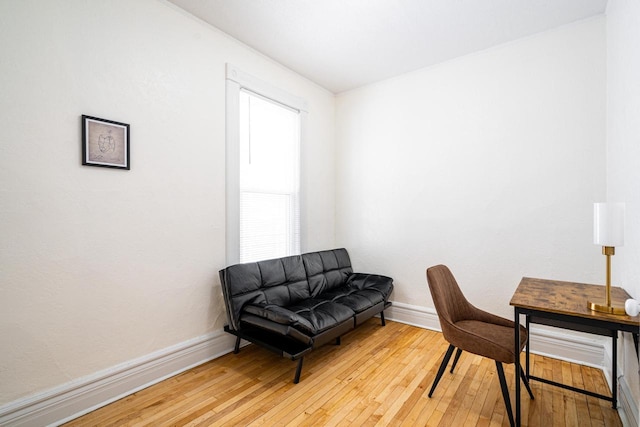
[238,90,300,262]
[226,65,307,264]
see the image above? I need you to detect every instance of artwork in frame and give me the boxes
[82,115,130,170]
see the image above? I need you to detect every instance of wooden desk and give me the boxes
[510,277,639,427]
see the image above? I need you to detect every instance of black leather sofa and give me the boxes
[219,248,393,383]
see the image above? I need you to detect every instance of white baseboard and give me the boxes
[384,301,441,330]
[618,375,639,427]
[0,331,236,427]
[0,303,624,426]
[527,327,606,369]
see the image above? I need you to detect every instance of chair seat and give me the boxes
[453,320,527,364]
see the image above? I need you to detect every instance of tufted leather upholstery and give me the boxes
[321,274,392,314]
[302,249,353,296]
[221,254,310,331]
[220,248,393,342]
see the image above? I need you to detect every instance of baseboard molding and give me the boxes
[386,301,607,368]
[618,375,639,427]
[384,301,441,330]
[0,331,236,427]
[528,327,606,369]
[0,303,617,426]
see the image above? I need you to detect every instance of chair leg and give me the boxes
[336,336,341,345]
[233,336,241,354]
[428,344,456,398]
[380,311,386,326]
[293,357,304,384]
[495,361,515,427]
[520,364,535,400]
[450,348,463,373]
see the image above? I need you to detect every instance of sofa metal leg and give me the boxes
[495,361,515,427]
[450,348,463,373]
[293,357,304,384]
[380,311,386,326]
[336,337,341,345]
[428,344,455,397]
[233,336,241,354]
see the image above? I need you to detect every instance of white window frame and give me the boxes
[225,64,308,265]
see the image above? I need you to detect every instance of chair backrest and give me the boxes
[426,265,474,332]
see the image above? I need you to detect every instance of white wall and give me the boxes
[0,0,335,405]
[335,17,606,320]
[0,0,629,418]
[606,0,640,415]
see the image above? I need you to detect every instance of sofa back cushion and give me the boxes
[220,254,309,330]
[303,249,353,297]
[220,248,353,330]
[259,256,310,305]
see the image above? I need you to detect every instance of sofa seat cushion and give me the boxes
[286,299,355,335]
[320,288,384,313]
[245,299,355,336]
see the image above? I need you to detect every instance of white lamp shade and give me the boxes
[593,202,625,247]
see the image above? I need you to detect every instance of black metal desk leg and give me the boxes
[525,315,530,379]
[515,307,521,427]
[612,330,617,408]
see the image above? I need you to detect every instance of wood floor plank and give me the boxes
[464,358,495,426]
[560,361,579,427]
[525,355,543,427]
[571,362,592,427]
[581,364,607,425]
[438,354,479,426]
[370,333,441,425]
[64,319,622,427]
[392,336,446,424]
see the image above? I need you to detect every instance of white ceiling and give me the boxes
[167,0,607,94]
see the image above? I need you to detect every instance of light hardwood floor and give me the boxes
[65,319,622,426]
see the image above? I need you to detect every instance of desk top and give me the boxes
[510,277,639,327]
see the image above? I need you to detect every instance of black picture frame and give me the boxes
[82,115,130,170]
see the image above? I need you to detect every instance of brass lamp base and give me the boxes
[587,301,626,315]
[588,245,626,315]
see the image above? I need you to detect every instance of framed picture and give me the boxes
[82,115,130,170]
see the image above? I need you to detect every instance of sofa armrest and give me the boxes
[244,304,315,334]
[239,313,313,345]
[346,273,394,300]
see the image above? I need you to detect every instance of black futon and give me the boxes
[219,248,393,383]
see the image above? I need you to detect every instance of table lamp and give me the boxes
[589,202,626,315]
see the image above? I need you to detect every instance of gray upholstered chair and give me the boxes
[426,265,534,427]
